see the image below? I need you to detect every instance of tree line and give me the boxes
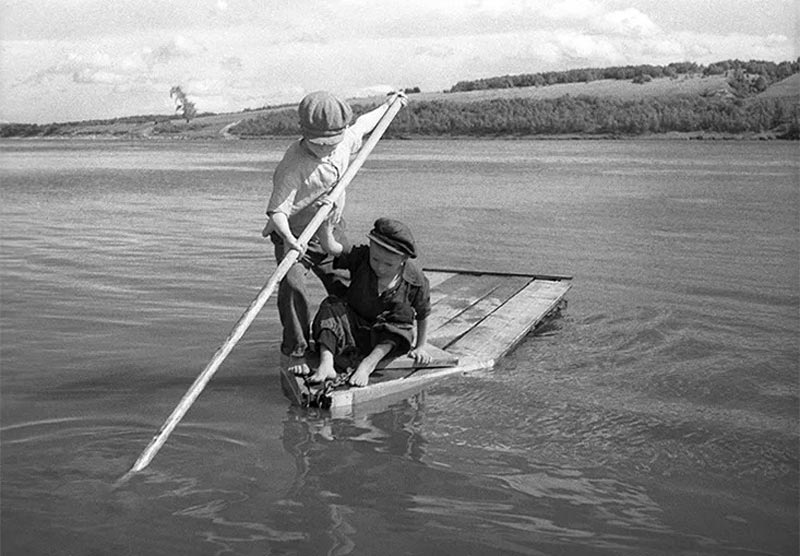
[4,95,796,139]
[230,95,799,139]
[448,59,800,95]
[3,58,797,139]
[0,112,219,138]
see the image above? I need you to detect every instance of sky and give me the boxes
[1,0,797,123]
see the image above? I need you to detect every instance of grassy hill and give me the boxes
[3,71,797,140]
[757,73,800,99]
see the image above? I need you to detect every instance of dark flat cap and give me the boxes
[367,218,417,258]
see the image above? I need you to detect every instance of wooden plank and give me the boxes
[279,355,487,412]
[428,272,498,306]
[428,275,531,348]
[279,344,460,407]
[427,273,510,333]
[425,266,573,281]
[428,272,475,305]
[375,344,459,371]
[447,279,571,360]
[328,355,491,410]
[280,366,305,406]
[426,271,458,290]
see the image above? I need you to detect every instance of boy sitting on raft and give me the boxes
[306,217,433,387]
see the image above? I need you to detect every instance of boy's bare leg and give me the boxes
[306,347,337,383]
[348,342,393,387]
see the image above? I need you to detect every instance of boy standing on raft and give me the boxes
[263,91,407,376]
[308,217,433,387]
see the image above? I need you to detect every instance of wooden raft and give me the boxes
[280,268,572,412]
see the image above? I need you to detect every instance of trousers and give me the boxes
[312,296,415,372]
[270,225,349,358]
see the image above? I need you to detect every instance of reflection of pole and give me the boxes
[281,410,315,501]
[283,396,426,553]
[117,94,406,484]
[282,410,355,554]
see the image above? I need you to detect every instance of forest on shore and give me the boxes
[2,59,798,139]
[448,59,798,93]
[232,94,798,139]
[231,59,800,140]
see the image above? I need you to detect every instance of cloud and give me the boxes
[671,31,795,63]
[146,35,205,65]
[2,0,796,123]
[220,56,244,72]
[73,68,130,85]
[596,8,659,37]
[554,31,623,64]
[545,0,603,20]
[22,35,209,89]
[413,44,455,59]
[351,84,395,98]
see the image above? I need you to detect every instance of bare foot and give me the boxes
[306,363,337,384]
[347,367,370,387]
[282,355,310,376]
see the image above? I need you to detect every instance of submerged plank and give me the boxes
[448,279,571,361]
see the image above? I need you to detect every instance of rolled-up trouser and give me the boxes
[270,226,349,358]
[312,296,414,372]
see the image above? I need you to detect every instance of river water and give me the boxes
[1,138,797,555]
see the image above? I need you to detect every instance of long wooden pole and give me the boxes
[119,95,405,483]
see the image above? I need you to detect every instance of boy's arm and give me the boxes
[350,92,408,137]
[266,212,306,254]
[414,317,428,348]
[317,219,344,256]
[408,317,433,364]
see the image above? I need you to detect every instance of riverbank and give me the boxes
[2,130,793,142]
[3,73,797,141]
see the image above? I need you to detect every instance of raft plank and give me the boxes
[326,355,489,411]
[429,275,531,348]
[447,279,571,361]
[426,271,458,290]
[375,343,459,371]
[427,273,511,332]
[428,272,498,306]
[424,267,573,282]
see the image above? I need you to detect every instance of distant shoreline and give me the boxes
[0,131,793,142]
[4,70,798,141]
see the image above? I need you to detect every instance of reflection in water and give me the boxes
[280,394,428,555]
[277,391,746,556]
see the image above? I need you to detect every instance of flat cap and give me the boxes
[298,91,352,145]
[368,218,417,258]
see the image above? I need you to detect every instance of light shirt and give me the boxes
[267,128,363,236]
